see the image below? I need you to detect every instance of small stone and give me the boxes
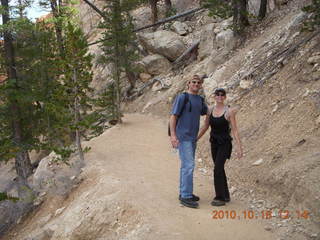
[197,158,203,163]
[290,103,295,110]
[54,207,66,216]
[264,226,272,231]
[252,159,264,166]
[310,233,318,238]
[272,105,279,114]
[139,73,152,83]
[70,176,76,180]
[303,89,310,97]
[307,55,320,64]
[230,186,237,194]
[239,79,253,90]
[316,115,320,125]
[39,192,46,197]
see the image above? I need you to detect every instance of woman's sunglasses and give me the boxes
[215,93,226,96]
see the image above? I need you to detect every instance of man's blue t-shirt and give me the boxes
[171,93,208,142]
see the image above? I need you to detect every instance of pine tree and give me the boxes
[98,0,139,123]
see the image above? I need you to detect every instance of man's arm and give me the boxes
[169,114,179,148]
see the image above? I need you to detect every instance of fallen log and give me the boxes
[173,40,200,65]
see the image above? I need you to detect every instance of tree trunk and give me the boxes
[150,0,158,30]
[1,0,32,183]
[258,0,268,20]
[73,70,85,165]
[164,0,172,15]
[232,0,249,34]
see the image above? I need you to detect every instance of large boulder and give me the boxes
[138,30,186,61]
[141,54,172,75]
[198,23,216,61]
[216,29,237,52]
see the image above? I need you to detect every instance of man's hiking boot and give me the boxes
[211,199,226,206]
[179,194,200,202]
[180,198,199,208]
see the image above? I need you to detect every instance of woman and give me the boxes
[197,88,243,206]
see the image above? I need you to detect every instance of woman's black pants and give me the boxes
[211,141,231,201]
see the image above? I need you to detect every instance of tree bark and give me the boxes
[1,0,32,182]
[73,70,85,165]
[232,0,249,34]
[258,0,268,20]
[150,0,158,30]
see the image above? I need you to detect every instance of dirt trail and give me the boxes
[3,114,276,240]
[81,113,275,240]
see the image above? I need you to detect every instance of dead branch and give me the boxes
[125,77,169,101]
[88,7,204,46]
[173,40,200,65]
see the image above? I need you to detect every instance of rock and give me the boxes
[216,29,236,52]
[70,176,76,180]
[230,186,237,194]
[272,105,278,114]
[138,30,186,61]
[141,54,171,75]
[54,207,66,217]
[171,21,189,36]
[39,192,47,197]
[198,23,216,60]
[7,187,19,198]
[252,159,264,166]
[307,55,320,65]
[151,81,163,92]
[139,73,152,83]
[264,226,272,231]
[239,79,253,90]
[316,115,320,125]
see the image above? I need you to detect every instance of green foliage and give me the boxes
[165,6,177,18]
[0,192,19,202]
[0,0,105,167]
[98,0,140,122]
[201,0,233,19]
[302,0,320,31]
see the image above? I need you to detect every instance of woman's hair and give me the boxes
[214,88,227,96]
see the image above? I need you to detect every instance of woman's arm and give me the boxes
[197,108,211,141]
[229,108,243,159]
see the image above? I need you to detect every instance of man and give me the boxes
[169,74,208,208]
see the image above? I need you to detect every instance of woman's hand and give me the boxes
[236,146,243,159]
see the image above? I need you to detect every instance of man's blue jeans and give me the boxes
[178,141,196,199]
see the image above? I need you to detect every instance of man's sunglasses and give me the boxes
[191,80,202,85]
[215,93,226,96]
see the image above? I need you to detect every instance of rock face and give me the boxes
[138,30,186,61]
[141,54,172,75]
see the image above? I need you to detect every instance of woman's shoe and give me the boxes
[211,199,226,206]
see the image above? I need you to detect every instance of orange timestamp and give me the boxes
[211,210,310,220]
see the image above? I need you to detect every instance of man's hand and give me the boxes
[170,135,179,149]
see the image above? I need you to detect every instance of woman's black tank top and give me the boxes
[209,110,232,145]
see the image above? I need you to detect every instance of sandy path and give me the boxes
[2,113,276,240]
[82,113,275,240]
